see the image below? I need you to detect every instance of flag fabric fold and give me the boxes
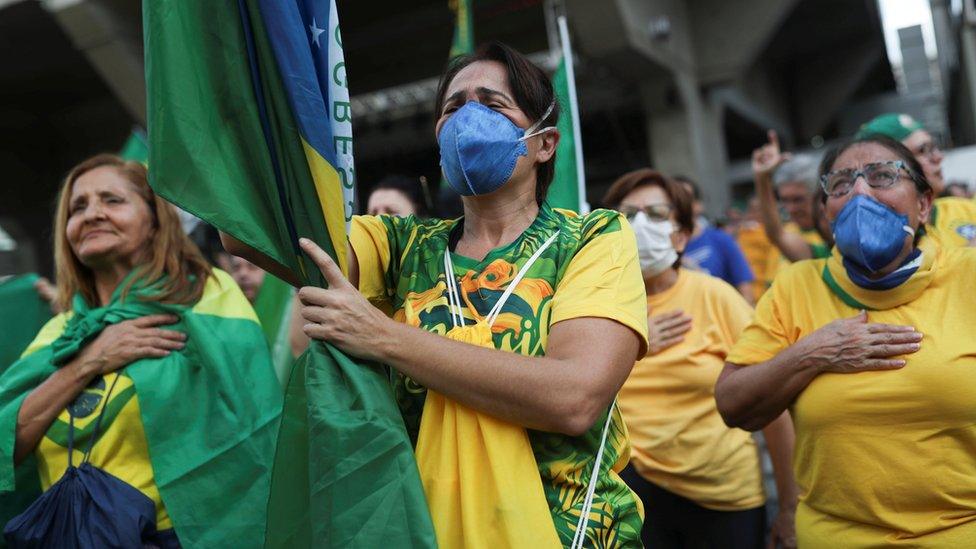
[144,1,435,547]
[548,15,587,213]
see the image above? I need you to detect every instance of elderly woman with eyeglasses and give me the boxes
[604,169,798,549]
[717,134,976,547]
[858,113,976,247]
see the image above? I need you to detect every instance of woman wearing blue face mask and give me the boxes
[288,42,649,547]
[604,169,798,549]
[715,135,976,547]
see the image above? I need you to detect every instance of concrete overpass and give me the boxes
[1,0,899,273]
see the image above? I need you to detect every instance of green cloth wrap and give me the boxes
[0,279,282,547]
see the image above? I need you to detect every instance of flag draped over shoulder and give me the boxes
[0,271,282,547]
[144,1,435,547]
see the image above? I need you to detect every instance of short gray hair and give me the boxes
[773,154,819,190]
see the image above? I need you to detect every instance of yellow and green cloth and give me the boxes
[728,237,976,546]
[350,203,649,547]
[0,270,282,546]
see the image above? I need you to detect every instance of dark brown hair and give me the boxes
[54,154,212,310]
[818,135,932,203]
[601,168,695,234]
[434,41,560,206]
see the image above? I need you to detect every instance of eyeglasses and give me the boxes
[619,203,673,222]
[911,140,941,160]
[819,160,915,198]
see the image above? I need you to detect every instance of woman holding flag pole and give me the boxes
[291,42,649,547]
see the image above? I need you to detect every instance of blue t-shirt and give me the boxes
[683,227,755,287]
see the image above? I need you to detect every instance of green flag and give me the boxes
[144,1,435,547]
[548,15,587,212]
[0,274,51,374]
[0,273,282,547]
[449,0,474,58]
[118,129,149,163]
[252,274,296,390]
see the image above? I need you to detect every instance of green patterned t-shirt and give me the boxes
[350,203,648,547]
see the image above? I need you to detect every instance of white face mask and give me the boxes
[630,211,677,277]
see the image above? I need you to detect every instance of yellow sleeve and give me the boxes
[550,214,649,358]
[348,214,421,311]
[20,313,71,359]
[726,278,791,366]
[349,215,394,306]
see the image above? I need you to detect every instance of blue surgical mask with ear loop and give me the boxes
[832,194,916,274]
[438,101,556,196]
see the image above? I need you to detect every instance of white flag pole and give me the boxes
[557,15,588,213]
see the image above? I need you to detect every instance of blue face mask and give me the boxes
[831,194,915,273]
[438,101,555,196]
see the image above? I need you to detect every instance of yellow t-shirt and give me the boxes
[727,240,976,547]
[349,204,649,545]
[618,269,764,511]
[736,222,783,300]
[929,196,976,248]
[22,270,256,531]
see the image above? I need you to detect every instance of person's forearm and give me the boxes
[374,321,630,436]
[755,172,786,244]
[715,342,821,431]
[219,232,301,286]
[755,173,813,262]
[762,411,799,508]
[737,282,755,306]
[15,359,97,464]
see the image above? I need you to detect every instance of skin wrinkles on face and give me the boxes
[435,61,553,194]
[824,143,933,275]
[66,166,155,271]
[902,129,944,194]
[777,182,814,230]
[620,185,690,253]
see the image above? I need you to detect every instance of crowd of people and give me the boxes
[2,40,976,548]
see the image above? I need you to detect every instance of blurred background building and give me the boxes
[3,0,976,275]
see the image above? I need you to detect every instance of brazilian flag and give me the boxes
[0,272,282,547]
[144,1,435,547]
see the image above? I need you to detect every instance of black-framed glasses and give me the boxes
[619,203,673,222]
[819,160,914,198]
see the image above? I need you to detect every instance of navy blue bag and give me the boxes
[3,375,160,548]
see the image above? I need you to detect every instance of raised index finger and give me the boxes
[767,129,780,151]
[300,238,352,290]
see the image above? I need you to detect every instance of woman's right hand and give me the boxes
[796,311,921,373]
[74,314,186,377]
[752,129,792,180]
[647,310,692,355]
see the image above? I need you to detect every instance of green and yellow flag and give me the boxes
[144,1,435,547]
[0,272,282,547]
[449,0,474,58]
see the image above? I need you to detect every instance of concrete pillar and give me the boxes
[642,73,730,217]
[41,0,146,124]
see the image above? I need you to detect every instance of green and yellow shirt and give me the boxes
[350,203,649,547]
